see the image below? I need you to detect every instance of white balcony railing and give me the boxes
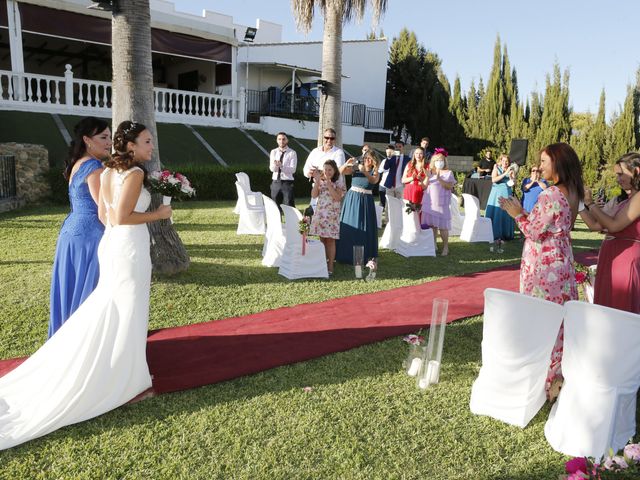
[0,65,241,124]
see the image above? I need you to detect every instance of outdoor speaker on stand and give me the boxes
[509,139,528,166]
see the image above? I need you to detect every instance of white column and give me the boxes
[7,0,24,101]
[230,43,238,99]
[6,0,24,73]
[290,68,295,113]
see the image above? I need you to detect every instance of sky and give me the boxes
[173,0,640,119]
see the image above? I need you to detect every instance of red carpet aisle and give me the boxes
[0,250,598,394]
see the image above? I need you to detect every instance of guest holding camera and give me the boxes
[421,148,456,256]
[309,160,346,275]
[336,151,380,264]
[485,154,516,245]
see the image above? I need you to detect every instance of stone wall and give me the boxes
[0,143,51,209]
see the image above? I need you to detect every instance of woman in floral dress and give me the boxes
[310,160,346,274]
[500,142,584,400]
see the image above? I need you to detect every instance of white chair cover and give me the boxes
[261,195,285,267]
[379,196,403,250]
[375,204,383,229]
[278,205,328,280]
[234,172,259,214]
[545,301,640,458]
[395,205,436,257]
[449,194,464,236]
[235,182,265,235]
[469,288,564,427]
[460,193,494,243]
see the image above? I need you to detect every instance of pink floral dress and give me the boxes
[515,185,578,397]
[310,177,345,239]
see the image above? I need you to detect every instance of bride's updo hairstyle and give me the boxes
[105,121,148,171]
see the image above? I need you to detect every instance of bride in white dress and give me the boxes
[0,121,172,450]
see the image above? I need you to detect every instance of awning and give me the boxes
[241,62,350,79]
[17,3,232,63]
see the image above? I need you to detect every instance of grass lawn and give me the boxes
[0,200,607,479]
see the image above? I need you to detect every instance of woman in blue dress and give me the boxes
[49,117,111,337]
[484,153,516,243]
[335,150,380,264]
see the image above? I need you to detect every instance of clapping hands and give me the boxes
[498,195,524,219]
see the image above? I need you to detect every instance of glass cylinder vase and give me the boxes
[417,298,449,390]
[353,245,364,279]
[404,343,424,377]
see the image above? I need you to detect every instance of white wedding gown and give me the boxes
[0,167,153,450]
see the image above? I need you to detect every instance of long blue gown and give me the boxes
[48,158,104,337]
[335,171,378,264]
[484,167,515,241]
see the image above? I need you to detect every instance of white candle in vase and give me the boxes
[407,357,422,377]
[355,265,362,278]
[426,360,440,384]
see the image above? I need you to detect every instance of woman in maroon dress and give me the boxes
[579,152,640,314]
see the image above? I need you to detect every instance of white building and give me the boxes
[0,0,389,144]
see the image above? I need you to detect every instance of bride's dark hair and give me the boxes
[105,121,149,183]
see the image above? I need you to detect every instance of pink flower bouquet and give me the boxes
[148,170,196,200]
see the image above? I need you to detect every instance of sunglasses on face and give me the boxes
[324,136,335,140]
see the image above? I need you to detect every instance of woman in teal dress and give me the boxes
[49,117,111,337]
[336,150,380,264]
[485,153,516,242]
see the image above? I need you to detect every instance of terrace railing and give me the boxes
[246,89,385,129]
[0,66,240,123]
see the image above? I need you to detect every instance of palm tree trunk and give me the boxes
[317,0,343,147]
[111,0,190,275]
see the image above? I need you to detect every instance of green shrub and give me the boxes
[44,168,69,205]
[43,164,351,204]
[162,164,318,201]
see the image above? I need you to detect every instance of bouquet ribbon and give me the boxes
[301,232,307,255]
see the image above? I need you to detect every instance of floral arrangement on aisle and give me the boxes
[405,202,422,214]
[298,216,310,255]
[562,442,640,479]
[402,334,425,346]
[402,333,425,377]
[148,170,196,200]
[365,258,377,281]
[574,261,596,303]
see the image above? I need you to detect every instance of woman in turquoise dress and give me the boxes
[49,117,111,337]
[336,150,380,264]
[485,153,516,242]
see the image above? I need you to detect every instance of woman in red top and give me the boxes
[401,146,429,212]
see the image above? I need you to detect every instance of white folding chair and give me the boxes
[469,288,564,427]
[261,195,285,267]
[234,172,259,214]
[395,205,436,257]
[379,196,403,250]
[278,205,328,280]
[449,194,464,236]
[235,182,265,235]
[375,204,383,229]
[544,301,640,458]
[460,193,494,243]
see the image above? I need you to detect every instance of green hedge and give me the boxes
[44,164,326,204]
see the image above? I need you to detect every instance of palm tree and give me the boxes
[291,0,388,146]
[111,0,190,275]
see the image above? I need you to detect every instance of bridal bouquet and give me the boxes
[148,170,196,201]
[562,442,640,479]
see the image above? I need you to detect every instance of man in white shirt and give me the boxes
[269,132,297,209]
[303,128,345,209]
[303,128,346,178]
